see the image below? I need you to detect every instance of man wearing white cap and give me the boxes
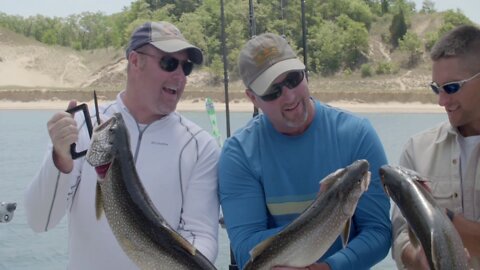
[219,33,391,270]
[25,21,220,269]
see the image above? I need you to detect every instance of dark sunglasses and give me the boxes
[135,51,194,76]
[259,70,305,101]
[430,71,480,95]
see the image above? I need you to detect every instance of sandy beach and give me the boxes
[0,99,444,113]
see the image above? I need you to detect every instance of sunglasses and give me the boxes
[430,71,480,95]
[135,51,194,76]
[259,70,305,102]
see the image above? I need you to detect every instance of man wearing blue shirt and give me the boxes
[218,33,391,270]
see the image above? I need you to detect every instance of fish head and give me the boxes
[0,202,17,223]
[379,165,430,205]
[379,165,407,203]
[86,113,126,181]
[319,160,370,216]
[342,160,370,215]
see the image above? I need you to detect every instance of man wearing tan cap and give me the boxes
[24,21,220,269]
[219,33,391,270]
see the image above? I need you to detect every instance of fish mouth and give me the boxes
[382,183,391,198]
[95,163,111,179]
[362,171,371,191]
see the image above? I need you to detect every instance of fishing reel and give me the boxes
[0,202,17,223]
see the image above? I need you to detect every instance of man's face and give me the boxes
[432,57,480,136]
[247,71,314,135]
[129,47,189,121]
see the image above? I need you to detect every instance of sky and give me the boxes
[412,0,479,24]
[0,0,478,24]
[0,0,136,17]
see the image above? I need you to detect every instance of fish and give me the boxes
[243,159,371,270]
[0,202,17,223]
[379,165,469,270]
[86,112,217,270]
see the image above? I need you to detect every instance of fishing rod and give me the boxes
[220,0,231,139]
[249,0,259,118]
[301,0,308,80]
[219,1,237,268]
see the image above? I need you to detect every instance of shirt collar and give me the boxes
[434,121,460,144]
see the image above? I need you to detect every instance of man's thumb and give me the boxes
[67,100,77,111]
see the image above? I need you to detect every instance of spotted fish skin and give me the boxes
[86,113,217,270]
[243,159,371,270]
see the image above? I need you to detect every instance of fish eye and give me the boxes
[3,214,9,221]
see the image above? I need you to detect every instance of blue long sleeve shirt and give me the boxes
[218,100,391,270]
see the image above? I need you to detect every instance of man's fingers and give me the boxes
[53,122,78,143]
[47,109,79,158]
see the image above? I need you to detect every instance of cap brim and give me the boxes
[250,58,305,96]
[150,40,203,64]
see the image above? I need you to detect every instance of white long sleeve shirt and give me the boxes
[24,93,220,269]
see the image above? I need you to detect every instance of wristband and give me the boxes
[446,208,455,222]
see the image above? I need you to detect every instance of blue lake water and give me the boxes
[0,107,447,269]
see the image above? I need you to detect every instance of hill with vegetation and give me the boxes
[0,0,477,104]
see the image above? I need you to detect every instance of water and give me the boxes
[0,108,447,270]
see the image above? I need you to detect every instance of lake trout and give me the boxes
[379,165,469,270]
[86,112,217,270]
[243,159,371,270]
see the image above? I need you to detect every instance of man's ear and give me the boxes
[245,89,259,107]
[128,51,143,70]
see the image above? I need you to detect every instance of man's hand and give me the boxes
[402,243,430,269]
[47,100,78,173]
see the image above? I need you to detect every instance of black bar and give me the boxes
[66,103,93,159]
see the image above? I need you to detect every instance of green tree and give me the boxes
[318,0,373,29]
[438,10,473,38]
[381,0,390,14]
[337,15,369,69]
[41,29,57,44]
[309,21,343,75]
[420,0,435,14]
[399,31,422,67]
[150,0,202,19]
[389,8,407,48]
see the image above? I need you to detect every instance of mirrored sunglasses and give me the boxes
[430,71,480,95]
[135,51,194,76]
[259,70,305,102]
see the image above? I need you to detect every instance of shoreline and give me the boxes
[0,99,444,113]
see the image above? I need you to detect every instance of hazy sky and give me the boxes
[0,0,478,24]
[412,0,479,24]
[0,0,135,17]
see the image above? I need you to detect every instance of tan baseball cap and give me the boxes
[238,33,305,96]
[125,21,203,64]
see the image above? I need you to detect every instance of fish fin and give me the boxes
[408,226,419,248]
[171,232,197,256]
[319,169,343,193]
[249,236,275,258]
[341,219,351,247]
[95,183,104,220]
